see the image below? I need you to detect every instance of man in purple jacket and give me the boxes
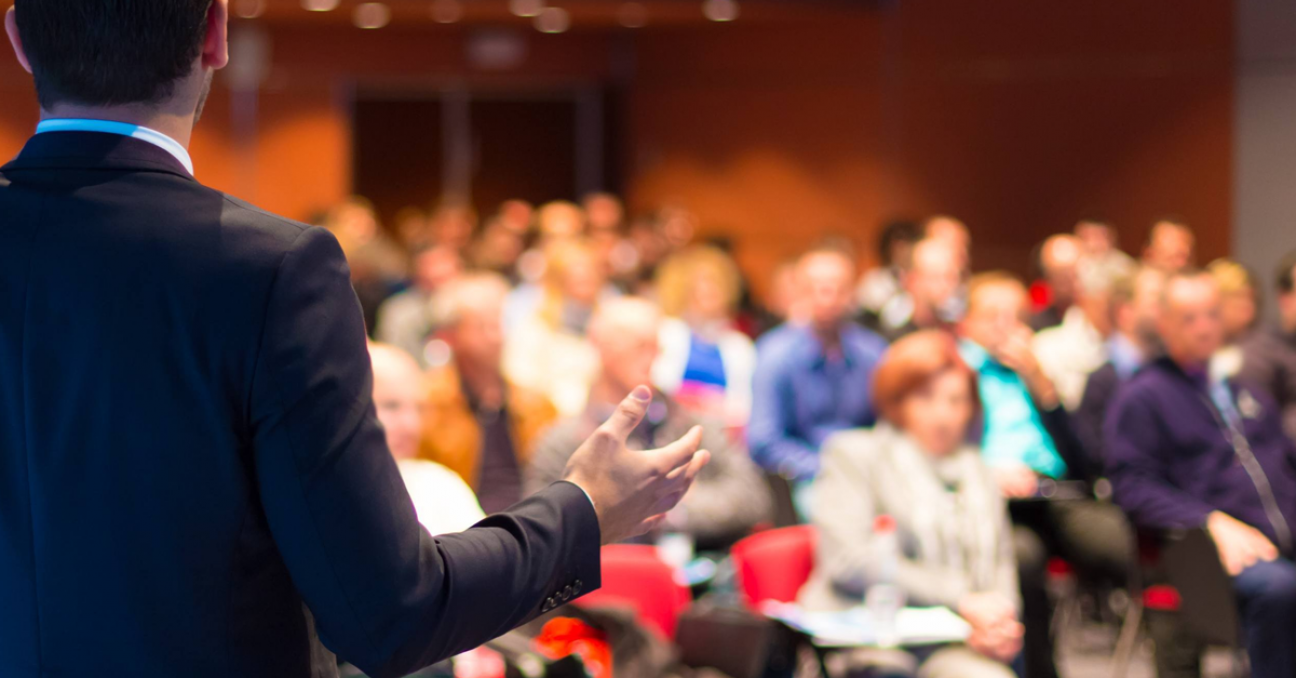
[1106,268,1296,678]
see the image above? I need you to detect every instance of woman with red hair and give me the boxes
[799,331,1022,678]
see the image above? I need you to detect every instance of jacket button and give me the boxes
[544,597,554,611]
[573,580,583,595]
[562,585,573,600]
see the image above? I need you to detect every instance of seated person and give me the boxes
[862,237,964,343]
[1075,266,1165,466]
[652,245,757,430]
[748,245,888,482]
[1240,249,1296,441]
[503,238,613,417]
[1107,269,1296,678]
[418,274,558,514]
[957,272,1129,678]
[801,331,1021,678]
[526,297,771,551]
[368,342,484,535]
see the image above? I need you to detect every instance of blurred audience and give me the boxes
[526,297,770,550]
[957,272,1129,678]
[1107,268,1296,678]
[504,239,615,416]
[1030,234,1083,332]
[1075,217,1135,288]
[1032,250,1120,411]
[652,246,757,429]
[368,342,484,535]
[374,244,463,368]
[864,237,963,343]
[324,196,409,331]
[802,331,1022,678]
[417,274,558,514]
[314,180,1296,676]
[1074,267,1166,467]
[748,245,887,483]
[1142,218,1195,273]
[856,218,921,320]
[1208,257,1261,381]
[924,214,972,275]
[1240,249,1296,441]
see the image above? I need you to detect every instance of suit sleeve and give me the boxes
[248,227,600,678]
[1104,389,1213,531]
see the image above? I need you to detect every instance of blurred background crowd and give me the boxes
[340,186,1296,678]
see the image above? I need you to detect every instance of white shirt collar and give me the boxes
[35,118,194,175]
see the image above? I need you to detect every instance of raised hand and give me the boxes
[561,386,711,545]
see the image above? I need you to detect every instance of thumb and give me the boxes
[599,385,653,442]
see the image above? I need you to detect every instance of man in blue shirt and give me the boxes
[958,271,1130,678]
[749,245,887,482]
[1107,269,1296,678]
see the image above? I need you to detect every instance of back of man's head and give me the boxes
[10,0,213,109]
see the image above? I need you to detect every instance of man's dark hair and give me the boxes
[1277,249,1296,295]
[15,0,212,108]
[875,218,919,266]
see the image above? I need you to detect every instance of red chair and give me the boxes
[574,544,692,641]
[730,525,818,611]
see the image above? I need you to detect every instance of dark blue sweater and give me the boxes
[1105,357,1296,551]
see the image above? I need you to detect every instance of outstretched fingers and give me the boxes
[652,425,704,474]
[598,385,653,443]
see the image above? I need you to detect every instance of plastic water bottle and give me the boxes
[864,515,905,648]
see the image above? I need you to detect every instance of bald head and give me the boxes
[588,297,663,395]
[797,248,856,333]
[907,238,962,322]
[1157,270,1222,368]
[369,343,427,461]
[1040,234,1082,308]
[441,273,510,373]
[1144,220,1195,272]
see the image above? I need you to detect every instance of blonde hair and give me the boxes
[654,245,743,318]
[538,238,602,328]
[1207,258,1256,297]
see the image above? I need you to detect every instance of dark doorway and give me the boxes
[352,89,615,230]
[352,97,444,228]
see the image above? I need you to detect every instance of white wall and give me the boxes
[1234,0,1296,321]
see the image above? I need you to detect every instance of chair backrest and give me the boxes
[730,525,817,610]
[575,544,692,640]
[1162,529,1241,647]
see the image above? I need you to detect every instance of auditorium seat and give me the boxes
[575,544,692,640]
[730,525,818,611]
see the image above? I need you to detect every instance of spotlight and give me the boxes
[534,6,570,34]
[353,2,391,29]
[617,2,648,29]
[431,0,463,24]
[509,0,545,18]
[302,0,339,12]
[702,0,739,22]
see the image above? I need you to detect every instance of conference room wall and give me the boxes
[0,1,1232,296]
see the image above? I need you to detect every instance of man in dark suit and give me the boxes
[0,2,708,677]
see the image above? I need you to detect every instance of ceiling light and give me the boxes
[617,2,648,29]
[234,0,266,19]
[509,0,545,18]
[431,0,463,24]
[534,6,570,34]
[302,0,339,11]
[702,0,739,22]
[353,2,391,29]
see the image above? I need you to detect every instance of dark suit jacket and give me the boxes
[0,132,600,678]
[1075,361,1121,472]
